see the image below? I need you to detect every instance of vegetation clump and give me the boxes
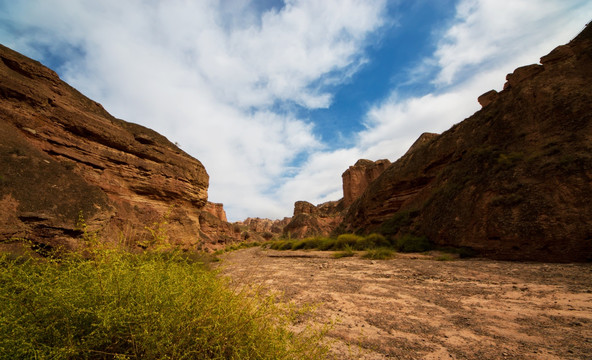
[362,248,396,260]
[266,230,456,260]
[0,246,329,359]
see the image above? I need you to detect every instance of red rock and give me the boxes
[0,44,236,251]
[342,24,592,262]
[478,90,498,108]
[203,202,227,222]
[342,159,391,207]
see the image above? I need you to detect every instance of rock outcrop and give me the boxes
[282,200,344,238]
[203,202,227,222]
[236,217,291,237]
[281,158,391,238]
[342,159,391,207]
[0,44,237,251]
[342,24,592,262]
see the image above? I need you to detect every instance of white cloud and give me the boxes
[434,0,591,85]
[281,0,592,209]
[0,0,387,220]
[1,0,590,222]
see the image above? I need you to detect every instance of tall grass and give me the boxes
[0,249,329,359]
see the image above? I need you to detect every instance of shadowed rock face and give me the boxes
[343,24,592,262]
[0,44,213,250]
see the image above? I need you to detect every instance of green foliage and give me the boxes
[332,245,355,259]
[377,210,418,236]
[76,210,99,245]
[362,248,395,260]
[335,234,364,250]
[363,233,390,248]
[395,234,433,253]
[0,250,329,359]
[141,210,171,250]
[435,253,455,261]
[215,241,261,255]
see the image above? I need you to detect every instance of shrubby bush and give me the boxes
[395,234,433,253]
[0,249,329,359]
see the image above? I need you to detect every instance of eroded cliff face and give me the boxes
[282,200,344,238]
[0,44,221,250]
[281,158,391,238]
[343,24,592,262]
[342,159,391,207]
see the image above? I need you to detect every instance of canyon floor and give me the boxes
[219,247,592,359]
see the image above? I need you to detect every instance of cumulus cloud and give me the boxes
[1,0,590,221]
[0,0,387,220]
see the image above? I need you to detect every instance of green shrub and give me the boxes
[435,253,455,261]
[364,233,389,248]
[0,250,329,359]
[278,240,295,250]
[317,238,337,251]
[333,245,355,259]
[362,248,395,260]
[270,240,292,250]
[291,239,309,250]
[335,234,364,250]
[396,234,433,253]
[377,210,418,236]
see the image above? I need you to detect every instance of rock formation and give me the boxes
[342,24,592,262]
[282,200,344,238]
[281,156,393,238]
[0,44,238,251]
[342,159,391,207]
[203,202,228,222]
[236,217,291,237]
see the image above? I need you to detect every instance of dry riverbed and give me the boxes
[219,247,592,359]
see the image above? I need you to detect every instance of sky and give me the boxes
[1,0,590,221]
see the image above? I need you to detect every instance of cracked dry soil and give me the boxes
[219,247,592,359]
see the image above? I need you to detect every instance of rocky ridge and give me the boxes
[283,23,592,262]
[342,24,592,261]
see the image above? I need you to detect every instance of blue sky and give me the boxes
[1,0,591,221]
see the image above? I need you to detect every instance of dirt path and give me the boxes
[219,247,592,359]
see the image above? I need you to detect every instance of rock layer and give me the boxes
[343,24,592,262]
[0,44,221,250]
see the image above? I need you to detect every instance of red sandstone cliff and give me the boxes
[342,24,592,262]
[282,158,391,238]
[342,159,391,207]
[0,44,240,251]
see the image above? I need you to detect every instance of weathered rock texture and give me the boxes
[282,200,345,238]
[203,202,227,222]
[342,159,391,207]
[0,44,237,250]
[343,24,592,262]
[236,217,291,237]
[281,159,391,238]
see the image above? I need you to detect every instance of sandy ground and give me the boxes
[218,247,592,359]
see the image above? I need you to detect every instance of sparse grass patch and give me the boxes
[435,253,456,261]
[333,245,355,259]
[214,241,261,255]
[362,248,395,260]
